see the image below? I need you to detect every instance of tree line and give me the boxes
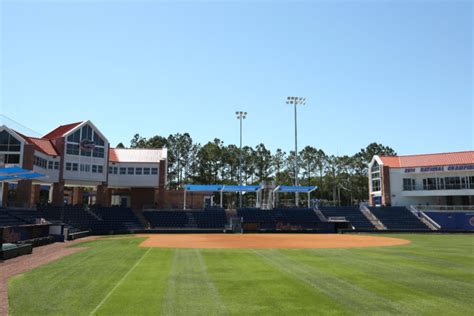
[117,134,396,206]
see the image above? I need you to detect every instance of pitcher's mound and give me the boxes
[138,234,410,249]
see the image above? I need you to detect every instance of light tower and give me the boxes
[286,96,306,206]
[236,111,247,208]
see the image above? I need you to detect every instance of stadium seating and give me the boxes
[319,206,376,230]
[144,210,188,228]
[237,208,276,229]
[92,207,143,231]
[370,207,429,230]
[0,209,28,227]
[143,209,227,229]
[6,209,44,224]
[271,208,321,229]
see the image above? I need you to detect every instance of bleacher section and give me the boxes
[271,208,322,229]
[0,210,27,227]
[370,207,429,230]
[237,208,275,229]
[319,206,376,230]
[37,205,144,233]
[6,209,42,224]
[92,207,143,231]
[144,209,227,229]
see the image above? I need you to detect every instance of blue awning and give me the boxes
[184,184,224,192]
[275,185,318,193]
[0,166,47,181]
[221,185,261,192]
[184,184,261,192]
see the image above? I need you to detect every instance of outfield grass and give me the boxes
[8,234,474,315]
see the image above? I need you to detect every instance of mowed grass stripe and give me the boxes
[202,250,348,315]
[90,247,152,315]
[253,249,411,315]
[9,238,147,315]
[161,249,227,315]
[92,248,173,315]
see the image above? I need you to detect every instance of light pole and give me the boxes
[286,96,306,206]
[236,111,247,208]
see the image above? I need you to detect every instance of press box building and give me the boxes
[0,121,167,209]
[368,151,474,207]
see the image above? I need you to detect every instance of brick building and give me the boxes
[0,121,167,209]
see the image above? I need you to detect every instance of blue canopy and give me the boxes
[0,166,26,174]
[0,166,46,181]
[184,184,224,192]
[275,185,318,193]
[184,184,261,192]
[221,185,261,192]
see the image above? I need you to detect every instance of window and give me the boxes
[114,167,118,174]
[423,178,437,190]
[120,167,126,175]
[93,147,104,158]
[4,154,20,164]
[135,168,142,175]
[144,168,150,175]
[67,129,81,143]
[469,176,474,189]
[66,143,80,155]
[80,149,92,157]
[72,163,78,171]
[54,161,59,170]
[66,162,72,171]
[34,156,47,168]
[92,165,97,173]
[403,178,415,191]
[371,162,380,172]
[48,161,53,169]
[98,166,103,173]
[372,179,381,192]
[128,167,134,175]
[151,168,158,175]
[0,130,21,152]
[109,166,113,174]
[445,177,461,190]
[93,131,105,146]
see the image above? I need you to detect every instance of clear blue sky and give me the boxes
[1,0,472,156]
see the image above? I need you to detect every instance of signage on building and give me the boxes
[404,164,474,173]
[80,139,95,151]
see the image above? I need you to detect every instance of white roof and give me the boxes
[110,148,167,163]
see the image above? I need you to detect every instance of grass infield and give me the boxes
[8,234,474,315]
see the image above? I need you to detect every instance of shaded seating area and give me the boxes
[6,209,43,224]
[237,208,276,229]
[271,208,321,229]
[144,210,188,228]
[0,209,28,227]
[370,207,429,230]
[193,209,227,228]
[92,207,143,231]
[319,206,376,230]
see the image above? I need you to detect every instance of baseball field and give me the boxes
[7,233,474,315]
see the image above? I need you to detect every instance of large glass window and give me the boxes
[66,124,106,158]
[151,168,158,175]
[0,130,21,152]
[445,177,461,190]
[120,167,126,175]
[403,178,415,191]
[372,179,381,192]
[423,178,437,190]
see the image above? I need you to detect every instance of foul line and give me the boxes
[89,248,152,315]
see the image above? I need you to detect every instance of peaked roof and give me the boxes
[15,131,59,156]
[42,121,83,139]
[379,151,474,168]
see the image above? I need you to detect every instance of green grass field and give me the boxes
[8,234,474,315]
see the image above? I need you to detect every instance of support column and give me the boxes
[72,187,84,206]
[31,184,41,207]
[1,182,8,207]
[96,184,109,207]
[16,180,33,208]
[52,181,65,207]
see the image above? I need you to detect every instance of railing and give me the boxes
[414,205,474,212]
[403,184,474,191]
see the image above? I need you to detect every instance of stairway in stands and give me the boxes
[185,212,198,228]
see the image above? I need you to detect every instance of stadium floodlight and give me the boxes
[236,111,247,208]
[286,96,307,206]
